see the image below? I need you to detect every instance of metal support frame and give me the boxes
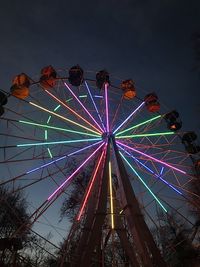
[112,137,167,267]
[65,136,167,266]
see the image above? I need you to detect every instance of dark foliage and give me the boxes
[60,164,94,222]
[154,211,200,267]
[0,186,30,238]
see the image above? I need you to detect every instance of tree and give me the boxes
[60,164,93,222]
[153,210,200,267]
[0,186,32,266]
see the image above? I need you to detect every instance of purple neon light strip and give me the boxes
[105,83,109,132]
[64,82,104,133]
[85,81,106,132]
[67,140,103,156]
[113,102,145,134]
[26,156,67,174]
[47,142,105,201]
[117,140,186,174]
[26,141,103,175]
[160,167,164,176]
[117,144,183,195]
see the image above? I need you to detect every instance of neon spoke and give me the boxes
[29,101,100,135]
[17,138,102,147]
[116,115,161,136]
[47,148,53,158]
[116,132,175,139]
[105,82,110,132]
[109,161,115,229]
[47,142,105,201]
[45,90,102,135]
[117,141,186,175]
[160,167,164,176]
[77,149,105,221]
[85,81,106,132]
[113,101,145,134]
[19,120,100,137]
[64,82,104,133]
[25,141,103,175]
[26,156,67,174]
[117,144,183,195]
[119,152,168,213]
[67,140,103,156]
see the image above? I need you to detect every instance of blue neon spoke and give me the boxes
[117,144,183,196]
[26,141,103,175]
[119,151,167,212]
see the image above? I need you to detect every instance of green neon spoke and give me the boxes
[79,95,87,98]
[19,120,101,137]
[119,152,167,213]
[116,115,161,136]
[47,116,51,124]
[45,130,48,140]
[44,95,91,157]
[116,131,174,139]
[29,101,101,135]
[54,105,61,111]
[66,97,73,102]
[17,138,101,147]
[47,148,53,158]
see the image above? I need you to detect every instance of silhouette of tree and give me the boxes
[153,210,200,267]
[0,186,32,266]
[60,164,93,222]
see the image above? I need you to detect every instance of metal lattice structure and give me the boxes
[0,67,199,266]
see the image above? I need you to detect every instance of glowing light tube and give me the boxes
[109,161,115,229]
[17,138,101,147]
[64,82,104,133]
[26,156,67,174]
[19,120,101,137]
[116,131,175,139]
[77,150,105,221]
[105,82,110,133]
[160,167,164,176]
[85,81,106,132]
[119,152,167,212]
[67,140,103,156]
[116,115,161,136]
[47,142,105,201]
[26,141,103,175]
[117,141,186,175]
[45,90,102,135]
[47,148,53,158]
[113,102,145,134]
[29,101,100,135]
[117,144,182,195]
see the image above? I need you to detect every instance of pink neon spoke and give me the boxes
[113,102,145,134]
[64,82,104,133]
[45,90,102,135]
[105,83,109,132]
[77,148,105,220]
[117,141,186,175]
[47,142,105,201]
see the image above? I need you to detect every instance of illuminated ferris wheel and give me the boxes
[0,66,199,266]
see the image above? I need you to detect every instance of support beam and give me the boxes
[78,140,110,266]
[112,137,167,267]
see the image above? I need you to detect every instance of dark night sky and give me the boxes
[0,0,200,134]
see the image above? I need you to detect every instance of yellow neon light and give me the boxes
[29,101,101,136]
[109,161,114,229]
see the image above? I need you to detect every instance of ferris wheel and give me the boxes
[0,66,199,266]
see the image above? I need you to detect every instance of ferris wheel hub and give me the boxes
[101,132,114,140]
